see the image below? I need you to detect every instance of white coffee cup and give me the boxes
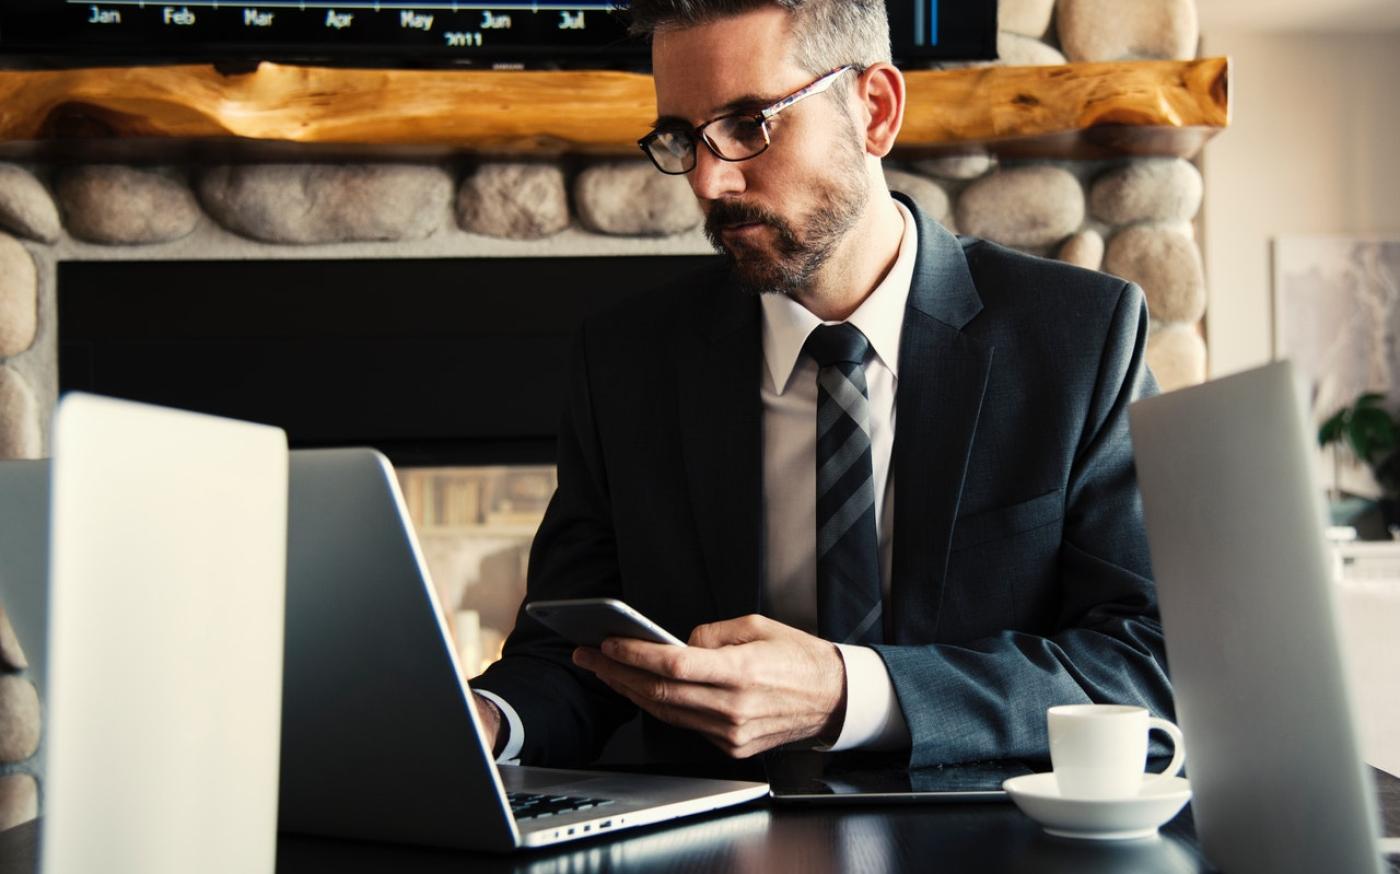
[1047,704,1185,800]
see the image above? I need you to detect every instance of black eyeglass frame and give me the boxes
[637,65,860,176]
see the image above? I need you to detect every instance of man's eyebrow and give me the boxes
[649,93,779,129]
[650,114,691,129]
[717,92,778,113]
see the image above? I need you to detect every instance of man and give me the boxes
[470,0,1171,770]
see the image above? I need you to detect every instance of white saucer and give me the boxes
[1002,773,1192,841]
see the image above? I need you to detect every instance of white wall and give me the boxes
[1200,30,1400,377]
[1198,27,1400,774]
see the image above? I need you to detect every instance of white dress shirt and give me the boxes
[486,200,919,761]
[759,199,916,750]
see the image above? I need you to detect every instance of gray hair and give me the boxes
[622,0,892,80]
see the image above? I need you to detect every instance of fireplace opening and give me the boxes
[57,255,716,466]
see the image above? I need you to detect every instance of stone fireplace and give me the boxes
[0,0,1219,827]
[0,153,1208,460]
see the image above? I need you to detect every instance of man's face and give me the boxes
[651,7,871,296]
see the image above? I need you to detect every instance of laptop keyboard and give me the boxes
[508,792,617,821]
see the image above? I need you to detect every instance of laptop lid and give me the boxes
[279,449,771,851]
[1130,361,1384,874]
[278,448,520,852]
[40,394,288,874]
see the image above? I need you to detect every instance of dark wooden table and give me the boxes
[4,768,1397,873]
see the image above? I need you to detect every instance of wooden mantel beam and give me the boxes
[899,57,1229,158]
[0,58,1229,160]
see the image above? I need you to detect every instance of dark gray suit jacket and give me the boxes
[474,194,1171,769]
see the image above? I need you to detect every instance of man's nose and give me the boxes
[687,142,746,202]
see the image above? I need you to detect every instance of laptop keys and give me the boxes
[507,792,616,821]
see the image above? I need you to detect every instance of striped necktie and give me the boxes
[804,323,884,646]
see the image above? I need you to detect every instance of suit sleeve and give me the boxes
[872,281,1171,768]
[469,325,637,766]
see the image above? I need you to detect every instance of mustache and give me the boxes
[703,200,798,250]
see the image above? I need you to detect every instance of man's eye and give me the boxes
[653,129,692,147]
[725,118,767,147]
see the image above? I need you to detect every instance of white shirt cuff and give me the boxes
[821,644,911,751]
[473,688,524,764]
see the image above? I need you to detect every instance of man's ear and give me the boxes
[856,63,906,158]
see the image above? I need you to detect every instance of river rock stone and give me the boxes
[0,165,60,244]
[0,233,37,358]
[0,367,40,460]
[58,165,200,245]
[0,774,37,832]
[885,169,950,223]
[0,608,26,671]
[999,0,1055,38]
[199,164,451,244]
[1059,0,1198,61]
[956,165,1084,250]
[1146,323,1207,391]
[1090,159,1203,226]
[1057,229,1105,270]
[998,32,1067,66]
[573,162,702,236]
[0,676,39,762]
[457,162,570,239]
[1104,226,1206,324]
[912,153,997,181]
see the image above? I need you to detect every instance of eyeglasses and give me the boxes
[638,65,858,176]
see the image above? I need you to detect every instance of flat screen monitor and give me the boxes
[0,1,997,68]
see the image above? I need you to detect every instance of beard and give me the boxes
[702,129,870,297]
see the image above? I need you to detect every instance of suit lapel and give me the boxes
[676,278,766,622]
[889,194,994,644]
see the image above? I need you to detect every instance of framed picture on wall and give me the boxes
[1272,235,1400,497]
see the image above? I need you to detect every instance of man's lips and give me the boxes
[720,221,765,238]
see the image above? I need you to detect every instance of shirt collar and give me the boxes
[760,199,917,394]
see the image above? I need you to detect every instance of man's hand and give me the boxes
[473,692,503,755]
[571,614,846,759]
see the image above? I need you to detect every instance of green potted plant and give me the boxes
[1318,392,1400,532]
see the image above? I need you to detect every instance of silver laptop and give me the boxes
[40,394,289,874]
[1130,360,1391,874]
[278,448,767,852]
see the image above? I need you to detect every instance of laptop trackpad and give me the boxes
[500,765,741,800]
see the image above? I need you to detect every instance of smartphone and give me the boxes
[524,598,686,648]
